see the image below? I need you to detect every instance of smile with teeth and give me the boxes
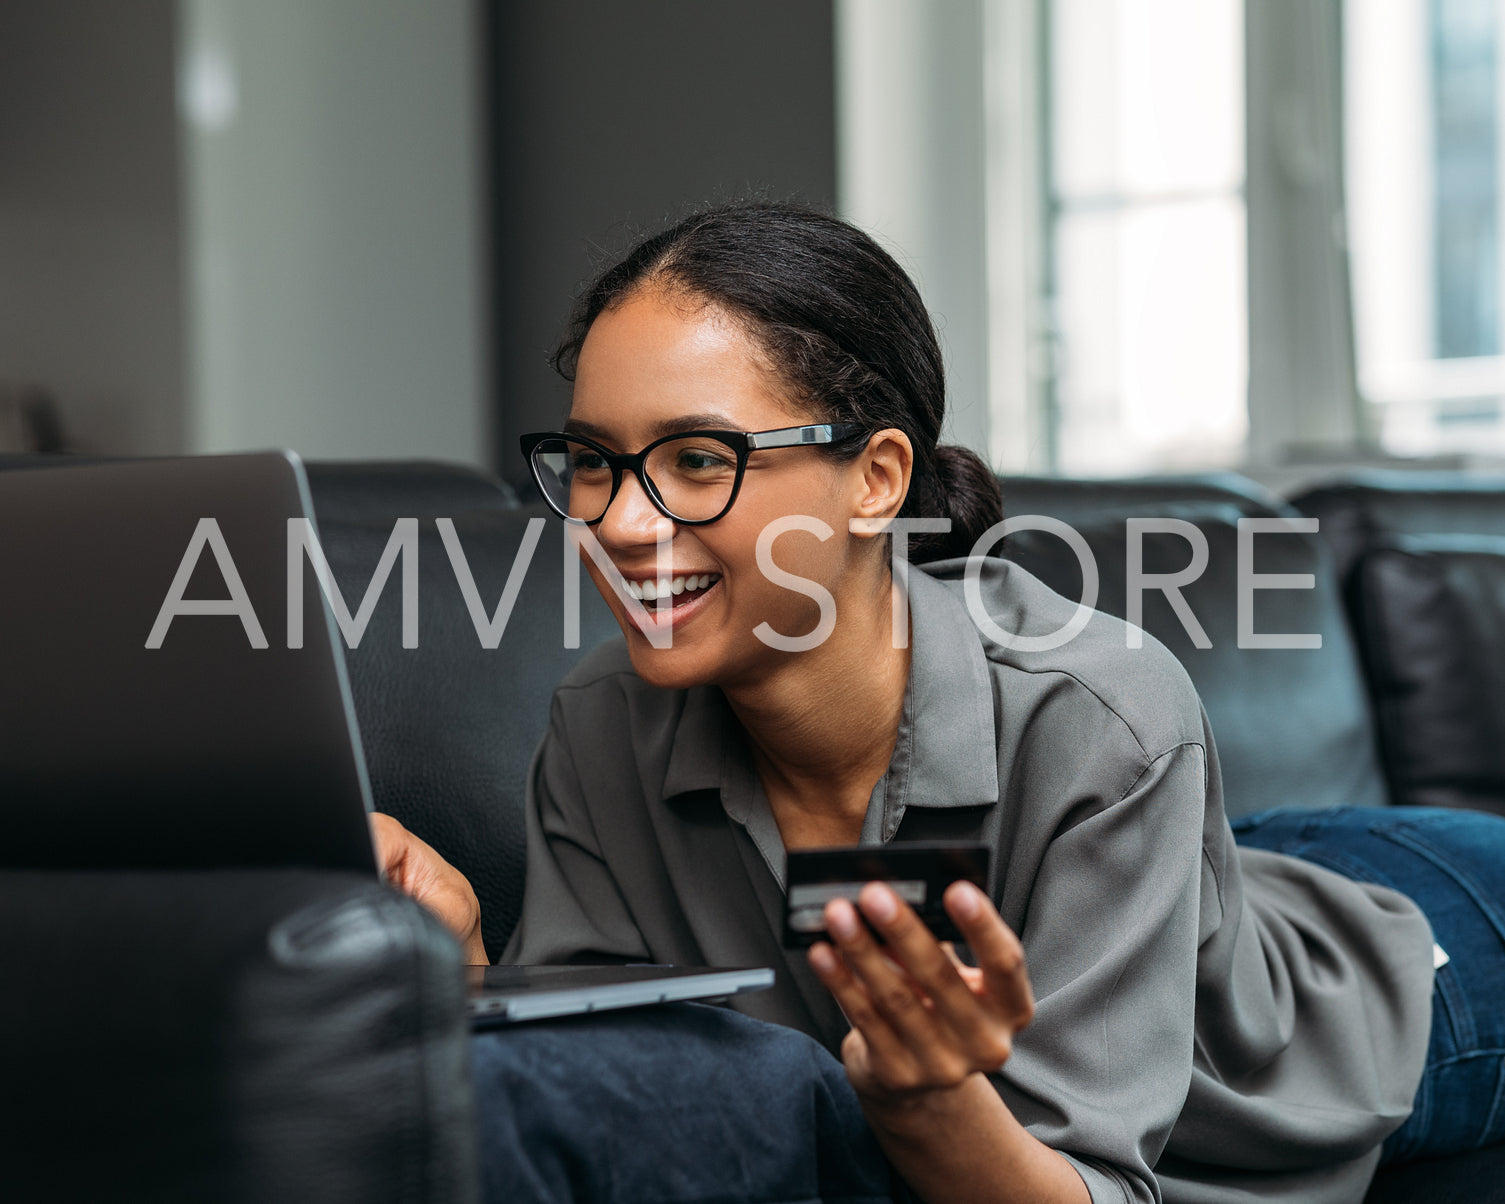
[620,573,721,603]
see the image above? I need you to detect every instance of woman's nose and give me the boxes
[596,470,675,548]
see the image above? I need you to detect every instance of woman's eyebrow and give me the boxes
[561,413,740,442]
[561,417,611,440]
[650,414,740,437]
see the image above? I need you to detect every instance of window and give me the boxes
[848,0,1404,477]
[1046,0,1248,474]
[1347,0,1505,457]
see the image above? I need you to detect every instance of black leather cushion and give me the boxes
[0,869,477,1204]
[319,506,620,959]
[1365,1145,1505,1203]
[305,460,516,524]
[998,475,1389,818]
[1000,471,1283,531]
[1291,472,1505,590]
[0,457,516,514]
[1348,536,1505,816]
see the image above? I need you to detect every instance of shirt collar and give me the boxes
[663,682,741,801]
[891,566,1000,810]
[661,565,1000,813]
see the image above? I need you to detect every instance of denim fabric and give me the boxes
[1231,805,1505,1165]
[470,1001,893,1204]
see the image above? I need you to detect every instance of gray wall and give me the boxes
[489,0,837,482]
[181,0,489,465]
[0,0,185,454]
[0,1,837,471]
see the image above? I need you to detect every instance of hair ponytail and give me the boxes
[900,443,1005,564]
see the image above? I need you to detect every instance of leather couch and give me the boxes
[4,455,1504,1202]
[1290,473,1505,820]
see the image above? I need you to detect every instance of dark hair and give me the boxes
[553,202,1003,563]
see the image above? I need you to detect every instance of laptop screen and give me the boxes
[0,452,377,873]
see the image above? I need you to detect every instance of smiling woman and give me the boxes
[370,203,1505,1204]
[522,207,1003,703]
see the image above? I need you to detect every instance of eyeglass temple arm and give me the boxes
[745,424,853,451]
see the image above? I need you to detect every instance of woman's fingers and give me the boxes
[807,940,915,1073]
[370,811,415,882]
[944,881,1035,1030]
[809,881,1035,1096]
[851,884,1007,1046]
[819,894,947,1040]
[940,941,986,991]
[368,812,488,964]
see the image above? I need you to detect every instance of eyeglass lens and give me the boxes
[530,436,739,523]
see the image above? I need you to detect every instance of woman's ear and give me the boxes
[849,429,913,536]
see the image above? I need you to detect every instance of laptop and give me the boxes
[0,451,772,1022]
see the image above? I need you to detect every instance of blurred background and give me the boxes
[1,0,1499,490]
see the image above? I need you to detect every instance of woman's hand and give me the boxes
[808,880,1034,1111]
[808,882,1088,1204]
[370,812,489,965]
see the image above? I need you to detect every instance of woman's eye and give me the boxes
[676,448,733,472]
[571,451,608,472]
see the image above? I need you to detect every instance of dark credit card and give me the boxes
[782,841,991,949]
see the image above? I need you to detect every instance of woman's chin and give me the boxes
[622,639,720,691]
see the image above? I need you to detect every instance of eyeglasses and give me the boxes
[520,424,863,526]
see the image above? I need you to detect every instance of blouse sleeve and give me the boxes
[994,731,1212,1204]
[500,692,652,966]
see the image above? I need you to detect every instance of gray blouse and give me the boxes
[503,558,1436,1204]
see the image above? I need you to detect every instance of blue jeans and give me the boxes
[470,1001,894,1204]
[1231,805,1505,1165]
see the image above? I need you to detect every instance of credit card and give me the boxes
[782,842,991,949]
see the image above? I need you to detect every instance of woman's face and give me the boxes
[567,288,875,691]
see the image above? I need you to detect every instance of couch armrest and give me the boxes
[0,869,478,1204]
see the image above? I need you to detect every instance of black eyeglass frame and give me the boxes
[519,423,864,526]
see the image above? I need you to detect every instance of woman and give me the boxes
[375,203,1505,1203]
